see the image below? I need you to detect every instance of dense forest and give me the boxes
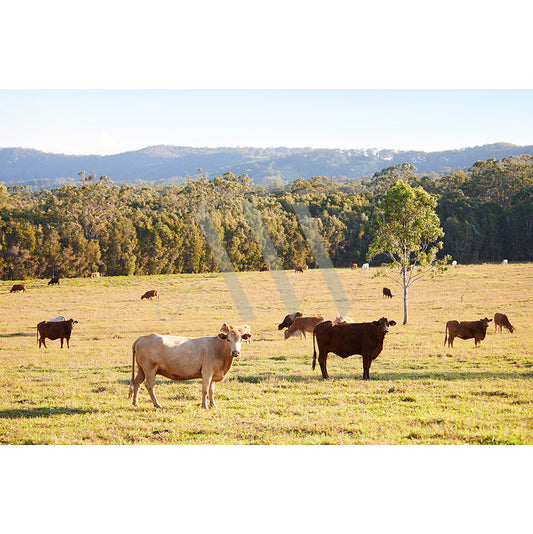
[1,155,532,280]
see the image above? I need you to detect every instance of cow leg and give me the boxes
[40,337,47,349]
[362,356,371,380]
[302,331,307,340]
[318,351,329,379]
[201,373,213,409]
[144,371,162,408]
[60,338,64,348]
[131,367,145,406]
[66,337,70,349]
[208,381,216,409]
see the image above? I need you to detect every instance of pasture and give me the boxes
[0,263,532,445]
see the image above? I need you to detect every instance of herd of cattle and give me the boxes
[8,275,517,410]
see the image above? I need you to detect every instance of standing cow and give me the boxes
[284,315,324,340]
[494,313,515,333]
[444,318,492,347]
[48,277,60,286]
[10,284,26,293]
[129,326,251,409]
[313,318,396,380]
[383,287,393,298]
[37,318,78,348]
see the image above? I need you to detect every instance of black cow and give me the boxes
[48,277,60,286]
[312,318,396,380]
[383,287,393,298]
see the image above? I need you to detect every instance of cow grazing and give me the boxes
[91,272,100,279]
[48,315,67,322]
[362,263,369,269]
[351,263,358,270]
[48,277,60,286]
[294,266,304,273]
[444,318,492,347]
[383,287,393,298]
[260,265,270,272]
[494,313,515,333]
[220,323,252,343]
[37,318,77,349]
[312,317,396,380]
[502,259,508,265]
[141,289,158,300]
[278,311,303,330]
[10,284,26,293]
[284,315,324,340]
[451,260,457,267]
[129,326,251,409]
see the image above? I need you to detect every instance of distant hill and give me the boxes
[1,142,532,188]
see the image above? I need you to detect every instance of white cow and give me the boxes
[335,315,355,323]
[129,326,251,409]
[48,315,67,322]
[362,263,369,269]
[220,323,252,343]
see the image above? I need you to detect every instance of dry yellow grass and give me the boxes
[0,263,532,444]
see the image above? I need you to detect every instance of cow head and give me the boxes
[480,318,492,330]
[218,329,251,358]
[374,317,396,334]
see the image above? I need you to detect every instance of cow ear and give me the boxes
[241,333,252,340]
[218,333,227,340]
[389,320,396,326]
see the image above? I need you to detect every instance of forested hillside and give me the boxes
[2,142,533,187]
[1,155,532,280]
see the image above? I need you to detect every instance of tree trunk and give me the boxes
[403,270,408,324]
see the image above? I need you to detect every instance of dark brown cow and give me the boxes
[294,266,304,273]
[37,318,78,349]
[444,318,492,347]
[260,266,270,272]
[48,277,60,286]
[494,313,515,333]
[277,311,303,330]
[10,284,26,293]
[312,317,396,380]
[383,287,393,298]
[141,289,158,300]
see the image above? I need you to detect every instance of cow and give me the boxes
[220,323,252,343]
[48,315,67,322]
[334,315,355,324]
[37,318,77,349]
[451,260,458,267]
[284,315,324,340]
[294,266,304,273]
[129,326,251,409]
[141,289,158,300]
[383,287,393,298]
[48,277,60,286]
[351,263,358,270]
[362,263,369,269]
[91,272,100,279]
[278,311,303,330]
[502,259,508,265]
[494,313,515,333]
[312,317,396,380]
[444,318,492,347]
[10,284,26,293]
[260,266,270,272]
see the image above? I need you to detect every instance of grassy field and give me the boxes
[0,263,532,445]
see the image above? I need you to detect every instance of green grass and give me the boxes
[1,264,532,444]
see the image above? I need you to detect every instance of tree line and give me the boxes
[1,155,532,281]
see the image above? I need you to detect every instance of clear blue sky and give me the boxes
[1,89,532,155]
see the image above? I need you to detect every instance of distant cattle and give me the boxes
[444,318,492,347]
[10,284,26,293]
[129,325,251,409]
[502,259,508,265]
[351,263,358,270]
[278,312,303,330]
[284,315,324,340]
[37,318,77,349]
[220,323,252,343]
[312,317,396,380]
[362,263,369,269]
[383,287,393,298]
[260,266,270,272]
[451,260,457,267]
[380,263,388,268]
[294,266,304,273]
[48,277,60,286]
[494,313,515,333]
[334,315,355,324]
[91,272,100,279]
[141,289,158,300]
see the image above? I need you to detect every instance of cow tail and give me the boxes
[312,330,317,371]
[128,340,136,399]
[443,324,448,347]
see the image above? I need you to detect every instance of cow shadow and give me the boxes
[0,407,95,419]
[320,370,533,381]
[0,332,34,338]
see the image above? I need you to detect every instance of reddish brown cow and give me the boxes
[141,289,158,300]
[260,266,270,272]
[351,263,358,270]
[37,318,77,349]
[285,315,324,340]
[10,284,26,293]
[444,318,492,347]
[383,287,393,298]
[312,317,396,380]
[494,313,515,333]
[294,266,304,273]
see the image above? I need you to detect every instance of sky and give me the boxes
[1,89,532,155]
